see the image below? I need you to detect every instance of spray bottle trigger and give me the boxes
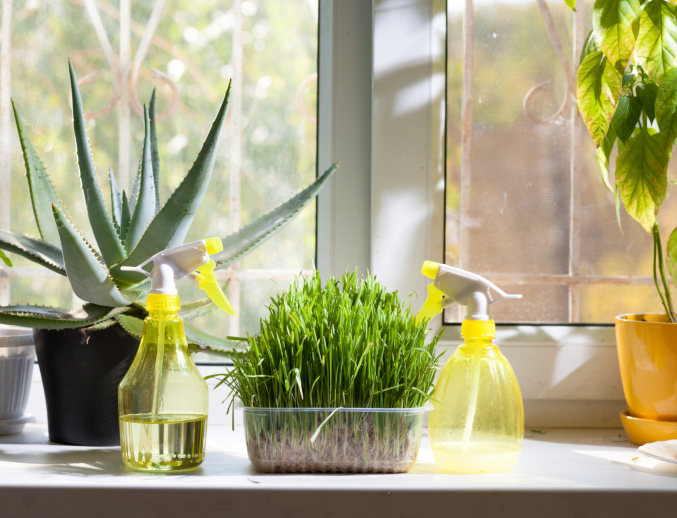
[196,259,238,316]
[416,283,447,323]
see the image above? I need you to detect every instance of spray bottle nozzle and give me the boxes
[120,238,237,316]
[416,261,521,323]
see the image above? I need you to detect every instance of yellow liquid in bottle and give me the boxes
[431,441,522,474]
[119,414,207,472]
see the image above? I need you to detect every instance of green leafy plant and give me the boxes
[211,270,441,472]
[570,0,677,322]
[0,61,339,351]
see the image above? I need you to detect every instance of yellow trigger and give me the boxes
[196,259,238,316]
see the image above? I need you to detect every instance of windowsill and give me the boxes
[1,424,676,515]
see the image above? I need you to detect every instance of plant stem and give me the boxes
[653,223,676,323]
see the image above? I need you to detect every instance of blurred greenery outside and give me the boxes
[4,0,319,352]
[446,0,675,324]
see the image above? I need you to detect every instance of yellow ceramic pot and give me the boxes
[615,314,677,421]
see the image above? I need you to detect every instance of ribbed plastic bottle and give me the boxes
[417,261,524,473]
[118,238,237,472]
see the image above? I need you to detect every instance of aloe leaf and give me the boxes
[179,297,217,320]
[68,61,126,267]
[150,89,161,211]
[616,127,668,232]
[0,249,11,267]
[0,303,129,330]
[125,106,156,251]
[12,100,62,247]
[635,0,677,84]
[184,321,246,352]
[593,0,641,72]
[0,230,65,275]
[112,82,232,284]
[213,162,340,270]
[577,51,623,147]
[656,68,677,148]
[120,191,131,244]
[52,204,130,307]
[611,95,643,142]
[597,123,617,193]
[109,168,122,234]
[129,155,143,215]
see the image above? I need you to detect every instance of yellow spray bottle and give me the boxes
[117,238,237,472]
[417,261,524,473]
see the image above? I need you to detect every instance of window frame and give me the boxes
[317,0,624,426]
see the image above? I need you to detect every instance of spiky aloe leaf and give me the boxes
[213,162,340,270]
[52,204,130,307]
[115,314,239,354]
[0,303,130,330]
[69,61,126,267]
[120,191,131,243]
[125,106,156,251]
[179,297,217,320]
[0,230,65,275]
[150,89,161,211]
[109,168,122,233]
[112,82,232,285]
[12,100,62,247]
[129,155,143,216]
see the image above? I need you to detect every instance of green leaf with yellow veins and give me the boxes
[656,68,677,147]
[635,0,677,84]
[666,225,677,288]
[593,0,641,72]
[616,128,668,232]
[597,124,617,193]
[611,95,643,141]
[565,0,577,10]
[577,51,623,147]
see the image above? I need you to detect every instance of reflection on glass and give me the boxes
[446,0,674,324]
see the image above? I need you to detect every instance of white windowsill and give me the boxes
[1,424,676,517]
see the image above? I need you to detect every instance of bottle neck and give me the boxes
[148,310,180,320]
[463,336,494,347]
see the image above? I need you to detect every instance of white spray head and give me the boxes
[417,261,521,323]
[120,238,237,315]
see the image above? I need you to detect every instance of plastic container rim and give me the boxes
[237,404,433,414]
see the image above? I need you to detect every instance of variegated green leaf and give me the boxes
[597,123,617,193]
[576,51,623,147]
[666,225,677,288]
[52,204,130,307]
[109,168,122,234]
[214,162,340,270]
[656,67,677,148]
[125,106,156,251]
[611,95,642,142]
[12,100,62,247]
[120,191,131,243]
[112,82,232,285]
[593,0,641,72]
[635,0,677,84]
[0,249,11,267]
[580,30,601,63]
[638,80,659,121]
[565,0,576,10]
[616,128,668,232]
[69,61,126,267]
[0,230,65,275]
[150,89,161,212]
[0,303,129,330]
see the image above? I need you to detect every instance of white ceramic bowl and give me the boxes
[0,327,35,429]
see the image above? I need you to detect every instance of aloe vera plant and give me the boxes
[0,62,338,352]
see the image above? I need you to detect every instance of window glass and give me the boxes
[2,0,318,353]
[445,0,675,324]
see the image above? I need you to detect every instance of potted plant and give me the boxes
[0,61,339,446]
[0,325,36,435]
[570,0,677,443]
[214,270,442,473]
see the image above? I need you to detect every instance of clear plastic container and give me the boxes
[241,406,427,473]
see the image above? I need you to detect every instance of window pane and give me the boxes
[1,0,318,355]
[445,0,674,324]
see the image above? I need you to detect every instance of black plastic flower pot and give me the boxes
[33,324,140,446]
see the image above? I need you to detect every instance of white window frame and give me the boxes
[316,0,625,427]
